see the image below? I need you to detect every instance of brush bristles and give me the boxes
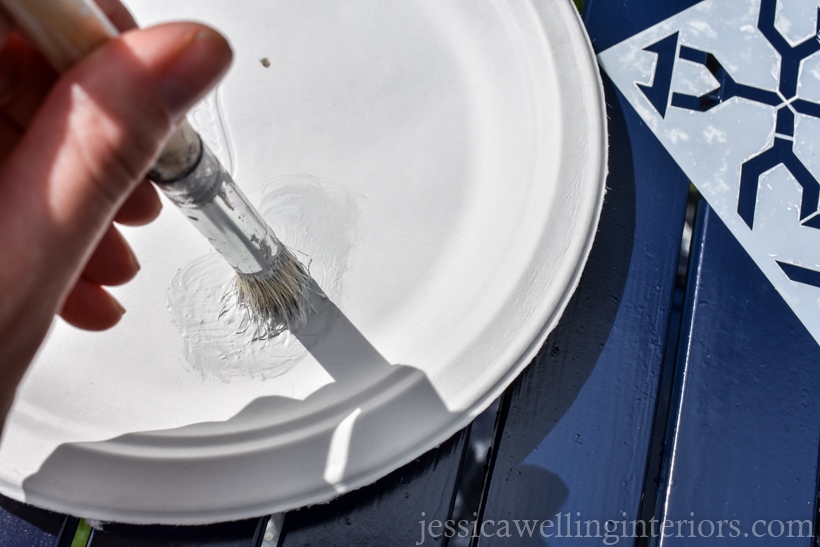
[230,244,312,339]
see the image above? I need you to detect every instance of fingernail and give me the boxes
[159,29,233,119]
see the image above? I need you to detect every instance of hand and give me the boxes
[0,0,232,418]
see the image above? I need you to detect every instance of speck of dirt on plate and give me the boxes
[260,57,271,68]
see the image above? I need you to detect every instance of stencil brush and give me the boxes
[0,0,312,337]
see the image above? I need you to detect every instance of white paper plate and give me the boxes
[0,0,606,524]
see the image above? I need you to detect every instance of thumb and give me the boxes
[0,23,231,365]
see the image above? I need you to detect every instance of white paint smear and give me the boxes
[166,175,362,380]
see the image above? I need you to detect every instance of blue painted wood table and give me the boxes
[4,0,820,544]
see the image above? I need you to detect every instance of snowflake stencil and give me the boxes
[599,0,820,346]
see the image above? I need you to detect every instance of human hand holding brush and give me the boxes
[0,0,231,421]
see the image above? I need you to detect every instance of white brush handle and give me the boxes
[0,0,203,182]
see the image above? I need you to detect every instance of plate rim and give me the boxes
[3,0,608,524]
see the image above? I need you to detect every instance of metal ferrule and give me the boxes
[152,133,280,275]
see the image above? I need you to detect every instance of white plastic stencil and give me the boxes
[599,0,820,347]
[0,0,606,523]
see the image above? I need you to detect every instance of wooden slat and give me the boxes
[474,1,698,544]
[87,516,267,547]
[278,428,469,546]
[651,205,820,546]
[0,493,69,547]
[585,0,696,52]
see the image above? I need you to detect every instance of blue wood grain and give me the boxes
[474,2,698,545]
[278,428,468,546]
[584,0,697,52]
[87,516,266,547]
[652,205,820,546]
[0,494,68,547]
